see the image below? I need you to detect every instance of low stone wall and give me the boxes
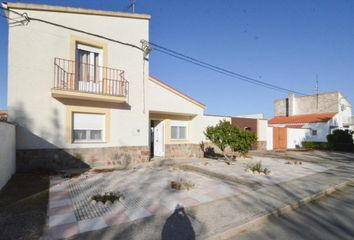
[165,144,204,158]
[256,141,267,151]
[17,146,150,172]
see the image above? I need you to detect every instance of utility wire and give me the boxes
[150,42,307,96]
[0,6,143,51]
[0,6,327,97]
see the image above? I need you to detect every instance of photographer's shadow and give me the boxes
[161,205,196,240]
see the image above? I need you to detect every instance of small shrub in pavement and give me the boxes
[246,161,271,176]
[171,179,195,190]
[91,191,124,204]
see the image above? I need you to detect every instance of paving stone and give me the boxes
[48,205,74,216]
[104,212,130,226]
[46,222,79,240]
[125,207,152,221]
[49,212,77,227]
[49,199,72,209]
[146,202,171,215]
[177,197,201,208]
[78,217,107,233]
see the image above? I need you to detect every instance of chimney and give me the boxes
[288,93,296,116]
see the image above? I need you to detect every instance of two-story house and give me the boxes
[269,92,353,145]
[3,2,217,171]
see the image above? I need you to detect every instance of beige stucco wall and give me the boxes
[193,115,232,143]
[146,79,205,116]
[147,78,206,145]
[7,8,149,149]
[257,119,268,141]
[0,122,16,189]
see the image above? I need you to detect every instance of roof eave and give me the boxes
[3,2,151,20]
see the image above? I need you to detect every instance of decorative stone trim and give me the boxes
[164,144,204,158]
[256,141,267,151]
[17,146,150,172]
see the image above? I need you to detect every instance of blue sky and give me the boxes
[1,0,354,118]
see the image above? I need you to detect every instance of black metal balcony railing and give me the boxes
[53,58,129,97]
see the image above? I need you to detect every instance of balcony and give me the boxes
[52,58,129,103]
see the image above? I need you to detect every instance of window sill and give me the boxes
[72,141,106,144]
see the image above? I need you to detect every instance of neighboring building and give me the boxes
[269,92,353,149]
[231,115,268,150]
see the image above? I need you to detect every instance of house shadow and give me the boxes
[161,205,196,240]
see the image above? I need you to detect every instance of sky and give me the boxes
[1,0,354,118]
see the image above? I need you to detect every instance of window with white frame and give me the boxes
[76,43,103,82]
[170,120,188,140]
[72,113,105,142]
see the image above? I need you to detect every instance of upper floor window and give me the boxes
[171,120,188,140]
[73,113,105,143]
[76,44,103,83]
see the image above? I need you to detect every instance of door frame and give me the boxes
[150,119,165,157]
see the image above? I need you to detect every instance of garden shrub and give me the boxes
[204,120,257,162]
[327,129,354,152]
[302,141,328,150]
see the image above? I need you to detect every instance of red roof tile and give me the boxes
[269,112,337,124]
[284,124,305,128]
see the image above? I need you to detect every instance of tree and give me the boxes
[230,129,257,156]
[327,129,354,152]
[204,120,257,163]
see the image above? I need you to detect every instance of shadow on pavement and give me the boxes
[161,205,195,240]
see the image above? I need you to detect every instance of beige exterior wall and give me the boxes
[257,119,268,142]
[147,78,207,146]
[7,7,150,149]
[194,115,232,143]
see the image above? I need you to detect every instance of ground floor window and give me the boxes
[170,120,188,140]
[72,113,105,142]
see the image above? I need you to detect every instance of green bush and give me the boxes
[302,141,328,150]
[327,130,354,152]
[204,120,257,161]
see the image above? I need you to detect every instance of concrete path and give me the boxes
[65,164,354,240]
[236,184,354,240]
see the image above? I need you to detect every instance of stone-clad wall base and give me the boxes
[256,141,267,151]
[164,144,204,158]
[17,146,150,172]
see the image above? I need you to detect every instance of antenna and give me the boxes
[127,0,136,13]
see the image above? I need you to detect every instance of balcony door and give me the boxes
[76,44,103,94]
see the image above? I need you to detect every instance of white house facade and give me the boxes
[269,92,353,149]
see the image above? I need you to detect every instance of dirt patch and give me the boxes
[0,174,50,240]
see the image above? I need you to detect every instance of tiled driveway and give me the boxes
[44,167,248,239]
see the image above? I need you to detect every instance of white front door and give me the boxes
[153,121,165,157]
